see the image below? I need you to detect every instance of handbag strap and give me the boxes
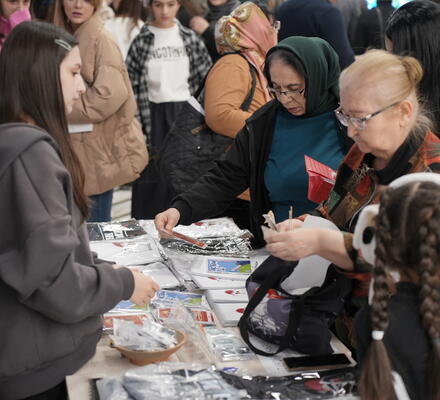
[195,52,258,111]
[239,273,305,356]
[239,62,257,112]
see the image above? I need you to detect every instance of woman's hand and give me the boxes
[154,208,180,232]
[265,228,321,261]
[129,271,160,306]
[276,218,304,232]
[190,16,210,34]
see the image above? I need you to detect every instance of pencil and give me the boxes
[289,205,293,231]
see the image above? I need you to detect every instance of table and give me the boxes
[67,330,356,400]
[71,219,359,398]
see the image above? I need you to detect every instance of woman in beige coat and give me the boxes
[53,0,148,222]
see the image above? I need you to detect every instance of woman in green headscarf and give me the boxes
[155,36,349,247]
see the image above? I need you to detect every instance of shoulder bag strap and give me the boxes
[239,56,257,112]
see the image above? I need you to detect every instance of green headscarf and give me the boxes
[266,36,341,118]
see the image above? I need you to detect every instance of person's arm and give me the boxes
[205,56,254,137]
[69,35,129,124]
[319,7,355,69]
[0,141,136,323]
[265,228,354,271]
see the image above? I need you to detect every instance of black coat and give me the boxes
[275,0,355,69]
[352,1,395,55]
[172,100,280,247]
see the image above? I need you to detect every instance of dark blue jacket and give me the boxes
[275,0,355,69]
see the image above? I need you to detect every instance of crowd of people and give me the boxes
[1,0,440,399]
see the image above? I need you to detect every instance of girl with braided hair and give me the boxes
[354,175,440,400]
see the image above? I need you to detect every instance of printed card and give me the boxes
[205,289,249,304]
[212,303,248,327]
[157,307,216,325]
[152,290,208,308]
[191,275,246,290]
[190,257,253,281]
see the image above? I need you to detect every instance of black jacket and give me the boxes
[352,1,395,55]
[275,0,355,69]
[173,100,280,247]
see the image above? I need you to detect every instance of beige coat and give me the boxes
[68,13,148,196]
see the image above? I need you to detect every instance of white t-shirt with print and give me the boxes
[147,24,191,103]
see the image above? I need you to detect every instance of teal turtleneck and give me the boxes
[265,108,345,221]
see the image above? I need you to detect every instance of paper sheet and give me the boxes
[68,123,93,133]
[280,215,340,293]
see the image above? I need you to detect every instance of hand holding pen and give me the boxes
[276,206,303,232]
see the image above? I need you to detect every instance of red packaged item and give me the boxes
[304,155,336,203]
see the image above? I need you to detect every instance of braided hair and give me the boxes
[359,181,440,400]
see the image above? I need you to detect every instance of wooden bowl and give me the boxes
[112,329,187,366]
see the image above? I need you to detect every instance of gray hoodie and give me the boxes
[0,123,134,399]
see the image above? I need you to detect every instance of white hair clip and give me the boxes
[54,38,72,52]
[372,330,385,341]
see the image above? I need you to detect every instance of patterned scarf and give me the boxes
[215,2,277,102]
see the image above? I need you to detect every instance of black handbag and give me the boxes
[238,256,352,356]
[157,53,257,195]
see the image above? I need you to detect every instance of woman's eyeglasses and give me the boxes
[271,20,281,31]
[267,86,306,99]
[334,102,399,130]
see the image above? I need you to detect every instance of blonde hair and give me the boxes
[340,49,432,136]
[53,0,102,32]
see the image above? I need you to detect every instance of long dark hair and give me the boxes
[385,1,440,135]
[0,21,89,220]
[116,0,147,25]
[359,181,440,400]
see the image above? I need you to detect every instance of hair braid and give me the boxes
[359,190,396,400]
[416,212,440,400]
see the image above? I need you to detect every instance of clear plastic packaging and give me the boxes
[89,235,164,265]
[111,318,177,351]
[97,363,247,400]
[95,376,131,400]
[96,362,357,399]
[218,367,358,399]
[160,235,253,257]
[172,218,249,239]
[122,362,247,399]
[204,327,255,362]
[156,304,215,364]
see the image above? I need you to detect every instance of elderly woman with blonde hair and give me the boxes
[264,50,440,330]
